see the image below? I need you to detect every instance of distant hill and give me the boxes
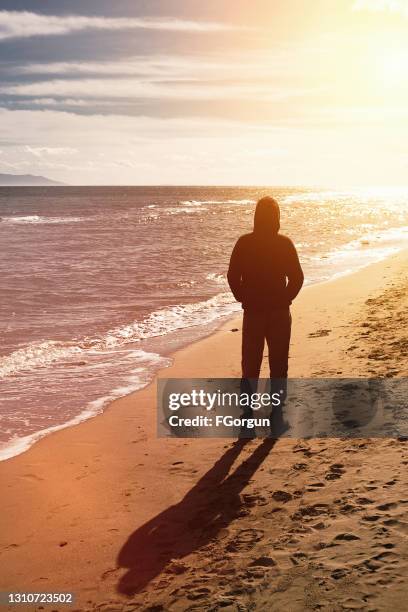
[0,173,65,186]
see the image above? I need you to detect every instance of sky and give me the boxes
[0,0,408,186]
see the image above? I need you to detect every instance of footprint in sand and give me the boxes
[292,462,308,471]
[208,596,244,609]
[248,556,276,568]
[293,444,314,458]
[355,497,375,505]
[335,497,358,513]
[307,482,325,492]
[290,551,309,565]
[242,493,268,507]
[292,503,330,521]
[226,528,264,552]
[331,567,349,580]
[380,542,396,549]
[21,473,44,482]
[308,329,332,338]
[382,517,408,535]
[186,587,212,601]
[311,521,327,530]
[377,502,398,511]
[333,532,360,542]
[360,550,400,576]
[165,560,189,575]
[362,514,382,522]
[384,479,398,487]
[271,490,293,503]
[325,463,345,481]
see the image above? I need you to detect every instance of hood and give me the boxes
[253,196,280,235]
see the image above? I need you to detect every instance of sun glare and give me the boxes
[375,43,408,88]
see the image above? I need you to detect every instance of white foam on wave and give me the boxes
[4,220,405,380]
[161,198,256,215]
[2,221,405,381]
[0,349,171,461]
[0,292,239,379]
[0,340,83,378]
[282,191,352,205]
[102,292,240,348]
[1,215,83,224]
[309,225,408,272]
[206,272,227,285]
[164,206,208,215]
[180,199,255,206]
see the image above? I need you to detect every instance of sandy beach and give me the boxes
[0,249,407,612]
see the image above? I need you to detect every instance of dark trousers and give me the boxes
[241,308,292,379]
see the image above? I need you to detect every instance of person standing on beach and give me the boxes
[227,196,304,383]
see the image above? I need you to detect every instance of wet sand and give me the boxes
[0,249,407,612]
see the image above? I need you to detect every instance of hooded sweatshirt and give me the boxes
[227,197,304,311]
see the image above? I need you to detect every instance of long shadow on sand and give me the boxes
[116,438,276,596]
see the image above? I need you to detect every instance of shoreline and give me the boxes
[0,248,407,611]
[1,244,407,464]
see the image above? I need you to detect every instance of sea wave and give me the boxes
[206,272,227,285]
[0,340,84,378]
[318,226,407,256]
[0,292,239,379]
[90,292,240,348]
[163,206,208,215]
[309,225,408,272]
[1,215,83,224]
[282,191,353,205]
[0,348,170,461]
[2,185,407,462]
[180,199,255,206]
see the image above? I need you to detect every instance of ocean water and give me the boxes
[0,186,407,460]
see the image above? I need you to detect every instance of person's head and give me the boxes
[253,196,280,235]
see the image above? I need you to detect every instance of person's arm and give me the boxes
[286,239,304,302]
[227,238,243,302]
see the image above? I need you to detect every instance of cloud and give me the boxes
[0,10,239,42]
[16,56,255,80]
[24,145,78,157]
[0,107,405,186]
[1,46,325,116]
[0,107,250,146]
[17,57,223,77]
[1,78,316,102]
[12,51,294,85]
[0,107,284,183]
[14,97,89,107]
[352,0,408,15]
